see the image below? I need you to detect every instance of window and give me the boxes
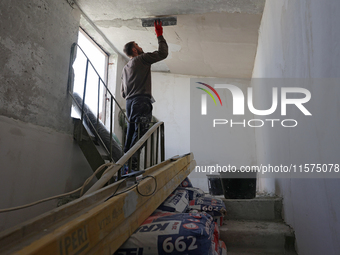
[71,29,108,121]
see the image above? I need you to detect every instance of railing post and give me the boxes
[128,158,132,173]
[97,77,101,129]
[160,123,165,161]
[79,59,89,141]
[109,96,113,160]
[156,127,159,164]
[144,139,148,169]
[117,167,122,181]
[150,131,154,166]
[137,122,141,171]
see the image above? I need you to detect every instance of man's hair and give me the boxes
[123,41,135,57]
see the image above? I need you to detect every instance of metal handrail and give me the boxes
[68,43,128,161]
[69,43,129,122]
[85,121,165,195]
[68,91,112,158]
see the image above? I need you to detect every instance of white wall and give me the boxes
[152,72,207,188]
[253,0,340,254]
[112,54,128,144]
[151,73,257,191]
[116,68,216,189]
[152,72,191,159]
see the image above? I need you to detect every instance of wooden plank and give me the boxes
[4,154,195,255]
[0,179,124,252]
[0,157,174,253]
[88,160,196,254]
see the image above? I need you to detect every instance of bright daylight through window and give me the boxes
[71,29,108,121]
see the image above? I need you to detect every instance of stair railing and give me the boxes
[68,43,127,160]
[67,43,165,183]
[85,121,165,194]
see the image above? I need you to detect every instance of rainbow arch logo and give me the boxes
[196,82,223,106]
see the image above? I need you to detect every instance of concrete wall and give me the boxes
[252,0,340,254]
[0,116,94,231]
[0,0,96,231]
[0,0,80,132]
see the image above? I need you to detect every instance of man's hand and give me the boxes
[154,20,163,37]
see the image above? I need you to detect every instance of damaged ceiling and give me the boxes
[76,0,265,78]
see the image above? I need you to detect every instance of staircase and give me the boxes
[73,118,110,178]
[220,196,298,255]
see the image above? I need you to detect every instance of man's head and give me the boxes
[123,41,144,58]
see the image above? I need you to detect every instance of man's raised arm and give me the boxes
[141,20,168,64]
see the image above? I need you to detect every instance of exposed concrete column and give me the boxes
[0,0,81,133]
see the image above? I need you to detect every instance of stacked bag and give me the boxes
[115,177,227,255]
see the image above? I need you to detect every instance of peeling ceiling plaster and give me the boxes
[76,0,265,78]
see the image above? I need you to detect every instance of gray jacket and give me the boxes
[121,36,168,100]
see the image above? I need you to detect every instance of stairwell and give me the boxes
[219,196,298,255]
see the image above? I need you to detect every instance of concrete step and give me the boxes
[220,220,296,254]
[227,249,298,255]
[222,196,283,221]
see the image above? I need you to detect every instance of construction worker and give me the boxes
[121,20,168,166]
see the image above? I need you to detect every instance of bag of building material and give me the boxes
[179,177,193,188]
[187,197,226,226]
[210,222,220,255]
[157,189,189,213]
[188,197,226,217]
[218,240,227,255]
[209,227,227,255]
[176,187,205,201]
[115,212,216,255]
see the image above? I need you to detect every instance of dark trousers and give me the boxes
[124,96,153,153]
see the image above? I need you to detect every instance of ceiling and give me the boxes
[76,0,265,78]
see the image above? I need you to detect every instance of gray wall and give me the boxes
[0,116,95,231]
[253,0,340,254]
[0,0,80,132]
[0,0,96,231]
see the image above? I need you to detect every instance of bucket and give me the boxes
[207,174,223,195]
[220,172,256,199]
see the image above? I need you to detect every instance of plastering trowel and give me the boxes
[141,16,177,27]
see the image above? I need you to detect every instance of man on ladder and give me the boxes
[121,20,168,170]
